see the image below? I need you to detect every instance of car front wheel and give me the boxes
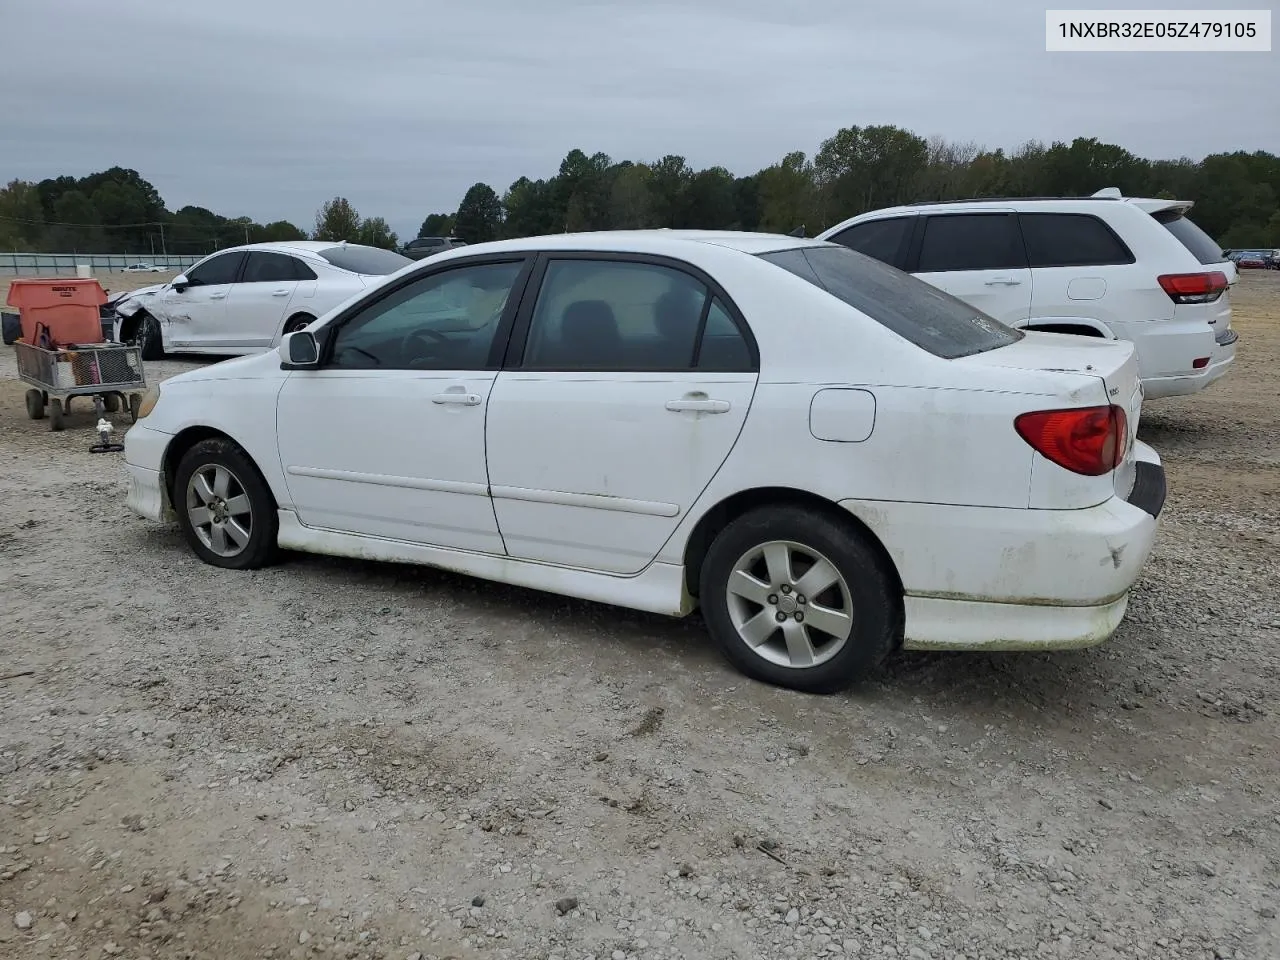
[135,313,163,360]
[173,438,278,570]
[699,506,900,693]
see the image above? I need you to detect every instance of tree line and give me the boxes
[3,127,1278,256]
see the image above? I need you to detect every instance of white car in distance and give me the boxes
[112,241,412,359]
[123,262,167,273]
[124,231,1167,693]
[818,188,1239,400]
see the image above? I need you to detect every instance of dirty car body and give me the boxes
[123,231,1166,693]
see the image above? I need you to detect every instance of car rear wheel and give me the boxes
[173,438,278,570]
[699,506,900,693]
[284,314,315,335]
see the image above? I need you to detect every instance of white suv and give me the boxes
[817,188,1238,400]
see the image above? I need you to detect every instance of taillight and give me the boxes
[1015,404,1128,477]
[1158,271,1227,304]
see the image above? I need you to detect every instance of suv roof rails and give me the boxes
[900,192,1125,207]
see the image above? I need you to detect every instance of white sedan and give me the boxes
[111,241,412,359]
[123,230,1166,692]
[123,262,166,273]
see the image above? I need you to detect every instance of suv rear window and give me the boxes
[1152,210,1225,266]
[318,245,413,275]
[759,245,1023,359]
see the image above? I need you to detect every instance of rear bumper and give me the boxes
[838,445,1165,651]
[1141,330,1236,399]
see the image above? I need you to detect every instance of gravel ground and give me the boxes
[2,272,1278,960]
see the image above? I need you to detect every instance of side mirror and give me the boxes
[281,330,319,369]
[171,274,189,292]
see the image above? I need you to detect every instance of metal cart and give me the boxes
[14,341,147,432]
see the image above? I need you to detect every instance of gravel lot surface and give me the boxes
[2,271,1278,960]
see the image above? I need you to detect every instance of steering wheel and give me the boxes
[400,327,451,366]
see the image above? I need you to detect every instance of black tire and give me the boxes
[25,389,44,420]
[128,393,142,423]
[283,313,315,335]
[173,438,279,570]
[699,506,900,694]
[102,392,121,413]
[48,398,65,432]
[135,313,163,361]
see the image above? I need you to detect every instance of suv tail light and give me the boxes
[1158,271,1228,304]
[1015,405,1128,477]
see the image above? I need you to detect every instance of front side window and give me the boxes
[916,214,1026,272]
[520,259,751,372]
[328,261,525,370]
[186,251,245,286]
[759,244,1022,359]
[827,216,913,267]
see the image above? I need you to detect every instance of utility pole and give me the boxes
[159,222,167,257]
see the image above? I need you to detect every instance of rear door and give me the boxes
[1018,211,1138,333]
[906,212,1034,327]
[158,250,245,349]
[485,254,759,574]
[222,251,306,348]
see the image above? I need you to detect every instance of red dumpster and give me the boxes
[6,278,108,347]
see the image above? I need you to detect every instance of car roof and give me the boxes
[819,188,1194,235]
[442,229,830,259]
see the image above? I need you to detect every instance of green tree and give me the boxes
[454,183,503,243]
[48,190,103,251]
[0,179,44,249]
[418,212,456,237]
[257,220,308,243]
[685,166,738,230]
[313,197,361,241]
[357,216,399,250]
[609,164,657,229]
[757,151,818,233]
[502,177,557,238]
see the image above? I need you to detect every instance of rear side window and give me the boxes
[319,244,413,276]
[827,217,912,267]
[759,245,1023,359]
[1019,213,1135,267]
[242,251,317,283]
[1152,210,1226,266]
[916,214,1026,272]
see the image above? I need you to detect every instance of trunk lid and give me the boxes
[959,331,1143,498]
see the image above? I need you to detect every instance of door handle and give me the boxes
[666,398,730,414]
[432,392,482,405]
[210,292,227,299]
[984,277,1022,286]
[272,289,290,297]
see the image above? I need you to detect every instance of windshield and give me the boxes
[757,244,1023,359]
[318,244,413,275]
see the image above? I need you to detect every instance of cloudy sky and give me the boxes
[2,0,1274,240]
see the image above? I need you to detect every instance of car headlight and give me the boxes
[136,385,161,419]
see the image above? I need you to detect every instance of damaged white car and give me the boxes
[111,241,411,359]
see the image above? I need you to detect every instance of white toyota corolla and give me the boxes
[124,230,1166,692]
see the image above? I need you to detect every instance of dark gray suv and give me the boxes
[402,236,467,260]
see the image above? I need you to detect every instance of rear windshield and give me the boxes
[1152,210,1225,266]
[757,245,1023,359]
[318,245,413,275]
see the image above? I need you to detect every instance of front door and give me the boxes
[161,250,245,349]
[485,256,758,575]
[275,258,531,554]
[909,212,1033,327]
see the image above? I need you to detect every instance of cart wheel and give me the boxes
[129,393,142,423]
[48,399,65,432]
[103,393,121,413]
[25,389,45,420]
[63,395,73,415]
